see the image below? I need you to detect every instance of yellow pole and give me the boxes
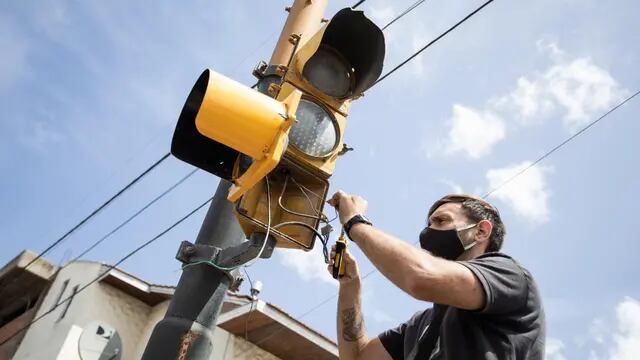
[269,0,328,66]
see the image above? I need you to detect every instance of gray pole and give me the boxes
[141,180,246,359]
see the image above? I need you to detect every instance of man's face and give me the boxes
[427,202,473,232]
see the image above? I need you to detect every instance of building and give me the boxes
[0,250,338,360]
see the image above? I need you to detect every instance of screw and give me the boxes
[183,244,195,258]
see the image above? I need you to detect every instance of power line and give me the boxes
[374,0,496,87]
[382,0,428,31]
[483,89,640,199]
[69,168,199,264]
[351,0,367,9]
[25,152,171,270]
[0,152,172,299]
[0,195,214,347]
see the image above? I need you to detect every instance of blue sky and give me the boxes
[1,1,639,359]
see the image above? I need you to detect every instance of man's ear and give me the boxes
[476,219,493,244]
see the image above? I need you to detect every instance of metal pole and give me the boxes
[141,181,244,359]
[141,1,327,358]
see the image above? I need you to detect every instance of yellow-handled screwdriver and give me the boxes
[332,228,348,279]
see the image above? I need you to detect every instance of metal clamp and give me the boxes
[175,233,277,285]
[253,62,288,80]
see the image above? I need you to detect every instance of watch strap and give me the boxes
[344,214,372,240]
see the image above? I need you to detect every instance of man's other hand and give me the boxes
[327,245,361,284]
[327,190,368,225]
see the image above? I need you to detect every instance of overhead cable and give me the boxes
[382,0,428,31]
[483,89,640,198]
[374,0,495,87]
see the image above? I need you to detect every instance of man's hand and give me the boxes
[327,244,361,285]
[327,190,368,225]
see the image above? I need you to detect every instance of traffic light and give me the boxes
[235,8,385,250]
[171,69,302,202]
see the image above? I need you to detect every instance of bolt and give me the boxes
[184,245,195,256]
[276,65,288,77]
[288,34,301,45]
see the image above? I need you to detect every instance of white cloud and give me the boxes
[586,297,640,360]
[278,244,336,286]
[427,41,627,159]
[609,297,640,360]
[546,338,568,360]
[486,161,551,224]
[438,105,506,159]
[544,57,627,132]
[496,43,628,132]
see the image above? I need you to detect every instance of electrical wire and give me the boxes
[382,0,427,31]
[69,168,199,264]
[0,195,214,347]
[483,88,640,199]
[351,0,367,9]
[242,266,255,341]
[272,221,329,261]
[0,152,172,300]
[272,222,326,246]
[373,0,496,87]
[288,177,338,223]
[278,175,327,222]
[243,176,273,268]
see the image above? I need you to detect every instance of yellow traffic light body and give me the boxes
[194,70,298,162]
[171,7,384,251]
[233,8,385,251]
[172,69,302,202]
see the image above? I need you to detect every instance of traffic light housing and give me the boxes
[235,8,385,250]
[171,69,302,202]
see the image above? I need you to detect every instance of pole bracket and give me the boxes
[175,233,276,279]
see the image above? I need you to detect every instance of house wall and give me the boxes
[12,261,104,360]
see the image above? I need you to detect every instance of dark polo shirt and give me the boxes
[379,253,545,360]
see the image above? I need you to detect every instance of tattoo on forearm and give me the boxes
[341,307,364,342]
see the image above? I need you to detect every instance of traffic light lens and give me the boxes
[304,45,354,98]
[289,99,338,157]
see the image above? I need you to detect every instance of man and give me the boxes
[327,191,545,360]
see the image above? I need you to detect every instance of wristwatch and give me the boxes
[343,214,373,240]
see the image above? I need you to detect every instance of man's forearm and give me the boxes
[337,280,368,360]
[350,224,441,297]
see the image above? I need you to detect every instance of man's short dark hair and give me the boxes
[428,194,506,252]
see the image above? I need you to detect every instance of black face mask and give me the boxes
[419,224,478,260]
